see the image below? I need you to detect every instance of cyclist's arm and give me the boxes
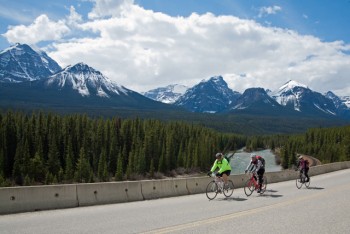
[210,160,218,172]
[245,161,253,172]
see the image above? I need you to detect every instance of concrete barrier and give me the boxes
[186,176,212,194]
[230,174,247,188]
[77,181,143,207]
[1,161,350,214]
[140,178,188,200]
[0,184,78,215]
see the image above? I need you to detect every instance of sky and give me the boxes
[1,0,350,96]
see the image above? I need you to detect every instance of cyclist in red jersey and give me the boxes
[245,154,265,193]
[297,155,310,182]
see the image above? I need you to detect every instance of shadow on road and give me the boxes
[307,186,325,190]
[214,197,248,202]
[257,190,283,198]
[265,189,278,193]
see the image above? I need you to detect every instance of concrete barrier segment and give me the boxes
[76,181,143,207]
[0,184,78,215]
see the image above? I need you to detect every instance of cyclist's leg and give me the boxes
[300,169,305,182]
[216,172,223,191]
[305,168,310,182]
[222,170,231,184]
[257,168,265,190]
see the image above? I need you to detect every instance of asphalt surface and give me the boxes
[1,169,350,234]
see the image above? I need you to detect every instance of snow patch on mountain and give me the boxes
[45,62,128,97]
[143,84,188,103]
[269,80,309,111]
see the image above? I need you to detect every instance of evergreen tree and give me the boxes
[98,150,109,182]
[115,152,123,181]
[75,147,93,183]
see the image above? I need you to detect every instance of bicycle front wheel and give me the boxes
[296,176,303,189]
[206,181,218,200]
[260,176,267,194]
[244,179,254,196]
[223,180,234,197]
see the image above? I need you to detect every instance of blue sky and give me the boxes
[1,0,350,95]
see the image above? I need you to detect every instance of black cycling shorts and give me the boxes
[217,170,231,177]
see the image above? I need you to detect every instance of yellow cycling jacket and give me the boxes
[210,158,231,173]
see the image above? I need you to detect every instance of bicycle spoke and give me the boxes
[223,180,234,197]
[260,176,267,194]
[206,181,218,200]
[296,175,303,189]
[244,179,254,196]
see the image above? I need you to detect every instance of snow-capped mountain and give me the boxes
[0,43,180,112]
[325,91,347,109]
[270,80,337,116]
[270,80,308,111]
[0,43,61,83]
[230,88,279,110]
[142,84,188,104]
[340,96,350,108]
[174,76,241,113]
[44,62,128,98]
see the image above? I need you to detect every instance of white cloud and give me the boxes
[3,14,70,45]
[3,1,350,96]
[258,6,282,18]
[88,0,134,19]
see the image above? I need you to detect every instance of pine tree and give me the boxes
[115,152,123,181]
[98,150,108,182]
[75,147,92,183]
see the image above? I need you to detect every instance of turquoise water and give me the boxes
[228,149,282,175]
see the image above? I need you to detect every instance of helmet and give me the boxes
[298,155,303,159]
[250,154,256,159]
[215,153,223,158]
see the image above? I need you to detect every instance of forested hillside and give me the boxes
[279,126,350,168]
[0,111,246,186]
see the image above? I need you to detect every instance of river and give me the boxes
[228,149,282,175]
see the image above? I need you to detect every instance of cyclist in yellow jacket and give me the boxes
[207,153,232,185]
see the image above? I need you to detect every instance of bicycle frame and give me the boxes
[244,172,267,196]
[296,168,310,189]
[205,173,235,200]
[247,173,260,190]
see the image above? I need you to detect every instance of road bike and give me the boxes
[205,173,235,200]
[244,171,267,196]
[296,169,310,189]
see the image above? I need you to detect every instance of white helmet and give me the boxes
[250,154,256,159]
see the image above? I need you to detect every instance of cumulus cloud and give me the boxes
[258,6,282,18]
[88,0,134,19]
[3,0,350,96]
[3,14,70,45]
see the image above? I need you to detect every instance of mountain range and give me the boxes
[1,43,350,134]
[144,76,350,119]
[0,43,178,112]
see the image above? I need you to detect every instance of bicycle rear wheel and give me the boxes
[305,178,310,188]
[244,179,254,196]
[296,175,303,189]
[206,181,218,200]
[223,180,234,197]
[260,176,267,194]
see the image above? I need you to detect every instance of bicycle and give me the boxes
[244,171,267,196]
[205,173,235,200]
[296,169,310,189]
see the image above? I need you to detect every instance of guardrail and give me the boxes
[1,161,350,215]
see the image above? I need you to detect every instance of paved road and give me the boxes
[1,169,350,234]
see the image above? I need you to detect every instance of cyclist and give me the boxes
[207,153,232,188]
[245,154,265,193]
[297,155,310,182]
